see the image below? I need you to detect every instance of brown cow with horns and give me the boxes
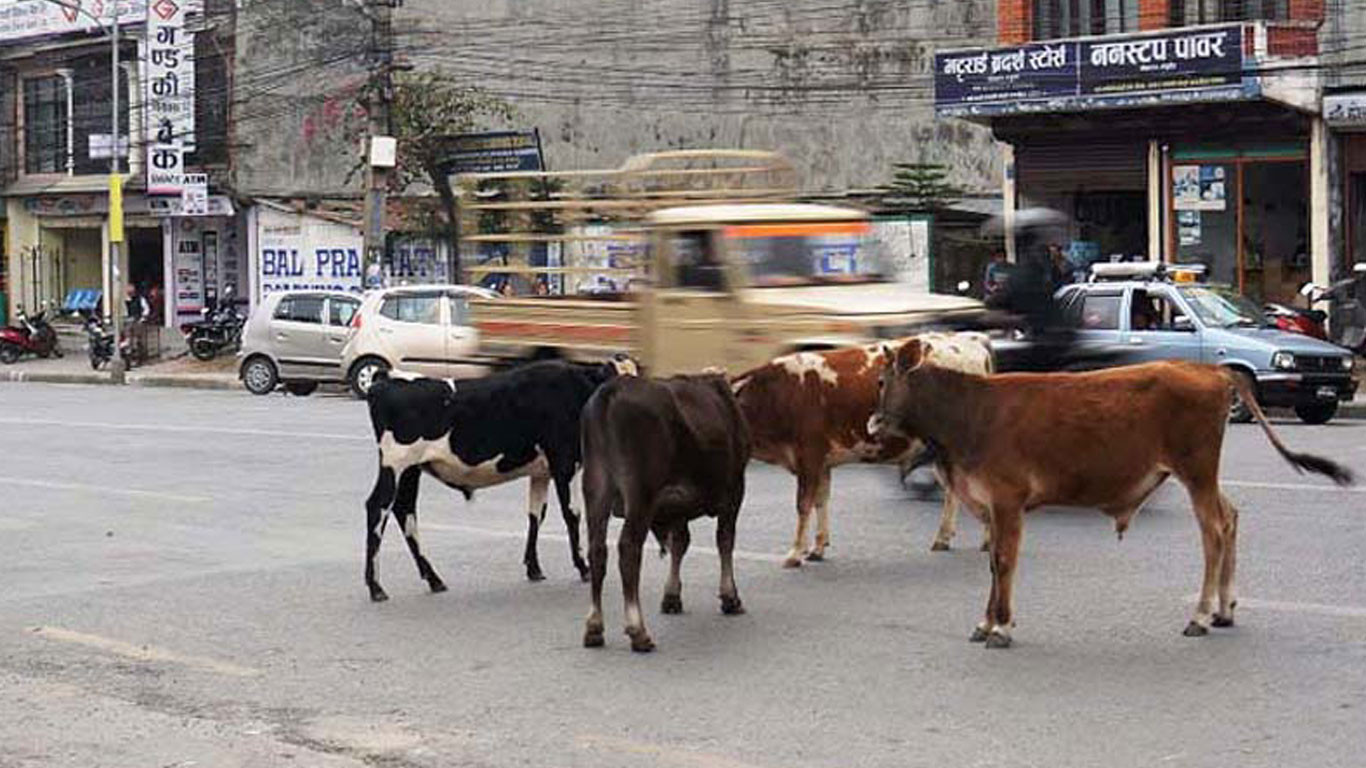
[869,342,1354,648]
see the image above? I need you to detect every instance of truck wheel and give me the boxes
[241,357,279,395]
[1228,370,1256,424]
[350,357,390,399]
[1294,401,1338,425]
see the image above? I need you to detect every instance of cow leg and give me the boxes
[391,467,446,594]
[364,467,398,602]
[931,490,958,552]
[808,467,833,562]
[971,530,999,643]
[1214,494,1240,628]
[619,512,655,652]
[523,475,550,582]
[582,473,612,649]
[661,522,691,615]
[553,472,590,582]
[1183,485,1227,637]
[783,468,819,568]
[983,506,1023,649]
[717,503,745,615]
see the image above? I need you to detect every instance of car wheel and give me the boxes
[241,357,279,395]
[1294,401,1338,425]
[284,381,319,397]
[1228,370,1256,424]
[349,357,390,399]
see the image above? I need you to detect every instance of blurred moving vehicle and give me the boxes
[238,290,363,396]
[1057,262,1356,424]
[0,302,62,364]
[470,203,984,374]
[340,284,497,397]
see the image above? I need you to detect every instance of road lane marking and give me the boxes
[577,734,773,768]
[28,626,260,677]
[1223,480,1366,494]
[1184,594,1366,619]
[424,522,789,564]
[0,476,210,504]
[0,417,368,443]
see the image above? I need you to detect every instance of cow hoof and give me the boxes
[428,578,448,594]
[720,596,745,615]
[627,630,656,653]
[984,632,1013,650]
[969,626,989,643]
[661,595,683,614]
[526,569,546,583]
[576,568,590,584]
[930,541,951,552]
[368,587,389,603]
[805,551,825,562]
[1212,613,1235,628]
[583,630,604,648]
[782,556,803,569]
[979,542,991,553]
[1182,621,1210,637]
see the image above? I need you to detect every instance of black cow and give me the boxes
[363,356,636,602]
[580,373,751,652]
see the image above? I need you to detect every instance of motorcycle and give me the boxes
[82,312,134,370]
[1264,297,1328,340]
[0,302,63,364]
[181,286,245,361]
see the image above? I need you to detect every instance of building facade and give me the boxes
[937,0,1357,306]
[0,0,237,329]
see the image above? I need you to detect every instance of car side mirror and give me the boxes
[1172,315,1195,332]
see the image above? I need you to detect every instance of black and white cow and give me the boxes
[363,356,636,602]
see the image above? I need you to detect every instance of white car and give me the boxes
[341,284,498,397]
[238,290,363,395]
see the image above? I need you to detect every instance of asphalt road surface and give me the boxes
[1,383,1364,768]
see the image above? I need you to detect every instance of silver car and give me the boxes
[237,290,363,395]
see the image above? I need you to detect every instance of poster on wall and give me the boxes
[1178,211,1202,246]
[175,237,204,317]
[257,212,365,296]
[1173,165,1227,211]
[385,239,449,284]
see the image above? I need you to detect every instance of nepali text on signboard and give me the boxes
[442,130,545,175]
[0,0,145,43]
[935,25,1249,117]
[146,0,196,195]
[1325,93,1366,129]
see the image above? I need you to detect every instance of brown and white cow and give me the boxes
[733,333,993,568]
[870,343,1354,648]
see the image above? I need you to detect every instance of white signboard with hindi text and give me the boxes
[0,0,145,43]
[146,0,195,195]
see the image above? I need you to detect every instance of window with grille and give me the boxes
[23,76,67,175]
[1034,0,1139,39]
[1169,0,1288,25]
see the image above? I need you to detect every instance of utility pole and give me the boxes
[108,0,125,383]
[362,0,396,287]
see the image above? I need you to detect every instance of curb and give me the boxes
[1,369,240,391]
[0,369,116,386]
[127,374,243,391]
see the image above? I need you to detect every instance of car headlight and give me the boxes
[1342,356,1355,372]
[1271,351,1296,371]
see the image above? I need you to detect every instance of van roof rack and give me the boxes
[1089,261,1207,283]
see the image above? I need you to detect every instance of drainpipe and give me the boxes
[55,68,74,176]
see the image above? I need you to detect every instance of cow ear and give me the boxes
[894,339,924,374]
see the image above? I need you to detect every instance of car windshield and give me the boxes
[1179,284,1265,328]
[724,223,889,287]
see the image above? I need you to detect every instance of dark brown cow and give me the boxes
[733,333,993,567]
[580,373,751,652]
[870,344,1353,648]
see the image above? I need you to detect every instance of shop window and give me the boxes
[275,296,325,324]
[23,76,67,175]
[380,294,442,325]
[1170,0,1287,25]
[1034,0,1138,39]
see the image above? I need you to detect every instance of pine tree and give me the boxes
[880,163,961,213]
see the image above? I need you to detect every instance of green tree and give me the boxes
[879,163,961,214]
[384,72,514,280]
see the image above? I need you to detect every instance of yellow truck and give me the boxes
[468,202,984,374]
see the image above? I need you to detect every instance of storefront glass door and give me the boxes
[1241,162,1308,305]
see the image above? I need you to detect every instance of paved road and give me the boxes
[1,382,1364,768]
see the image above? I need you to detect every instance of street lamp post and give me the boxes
[41,0,126,380]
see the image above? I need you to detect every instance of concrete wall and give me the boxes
[1322,0,1366,91]
[232,0,1001,198]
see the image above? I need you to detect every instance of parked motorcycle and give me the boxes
[1264,299,1328,340]
[0,302,63,364]
[82,312,134,370]
[181,286,245,361]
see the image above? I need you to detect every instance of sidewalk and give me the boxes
[0,352,242,391]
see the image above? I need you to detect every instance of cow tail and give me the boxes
[1224,369,1354,486]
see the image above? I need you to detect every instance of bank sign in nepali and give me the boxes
[935,26,1251,117]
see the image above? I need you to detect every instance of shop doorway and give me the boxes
[1349,172,1366,272]
[127,226,166,325]
[1171,150,1307,305]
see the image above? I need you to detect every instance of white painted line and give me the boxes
[577,733,770,768]
[425,522,789,564]
[28,626,260,677]
[1185,594,1366,620]
[1223,480,1366,494]
[0,476,210,504]
[0,417,368,443]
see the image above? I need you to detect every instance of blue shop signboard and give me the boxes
[441,130,546,175]
[936,25,1254,117]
